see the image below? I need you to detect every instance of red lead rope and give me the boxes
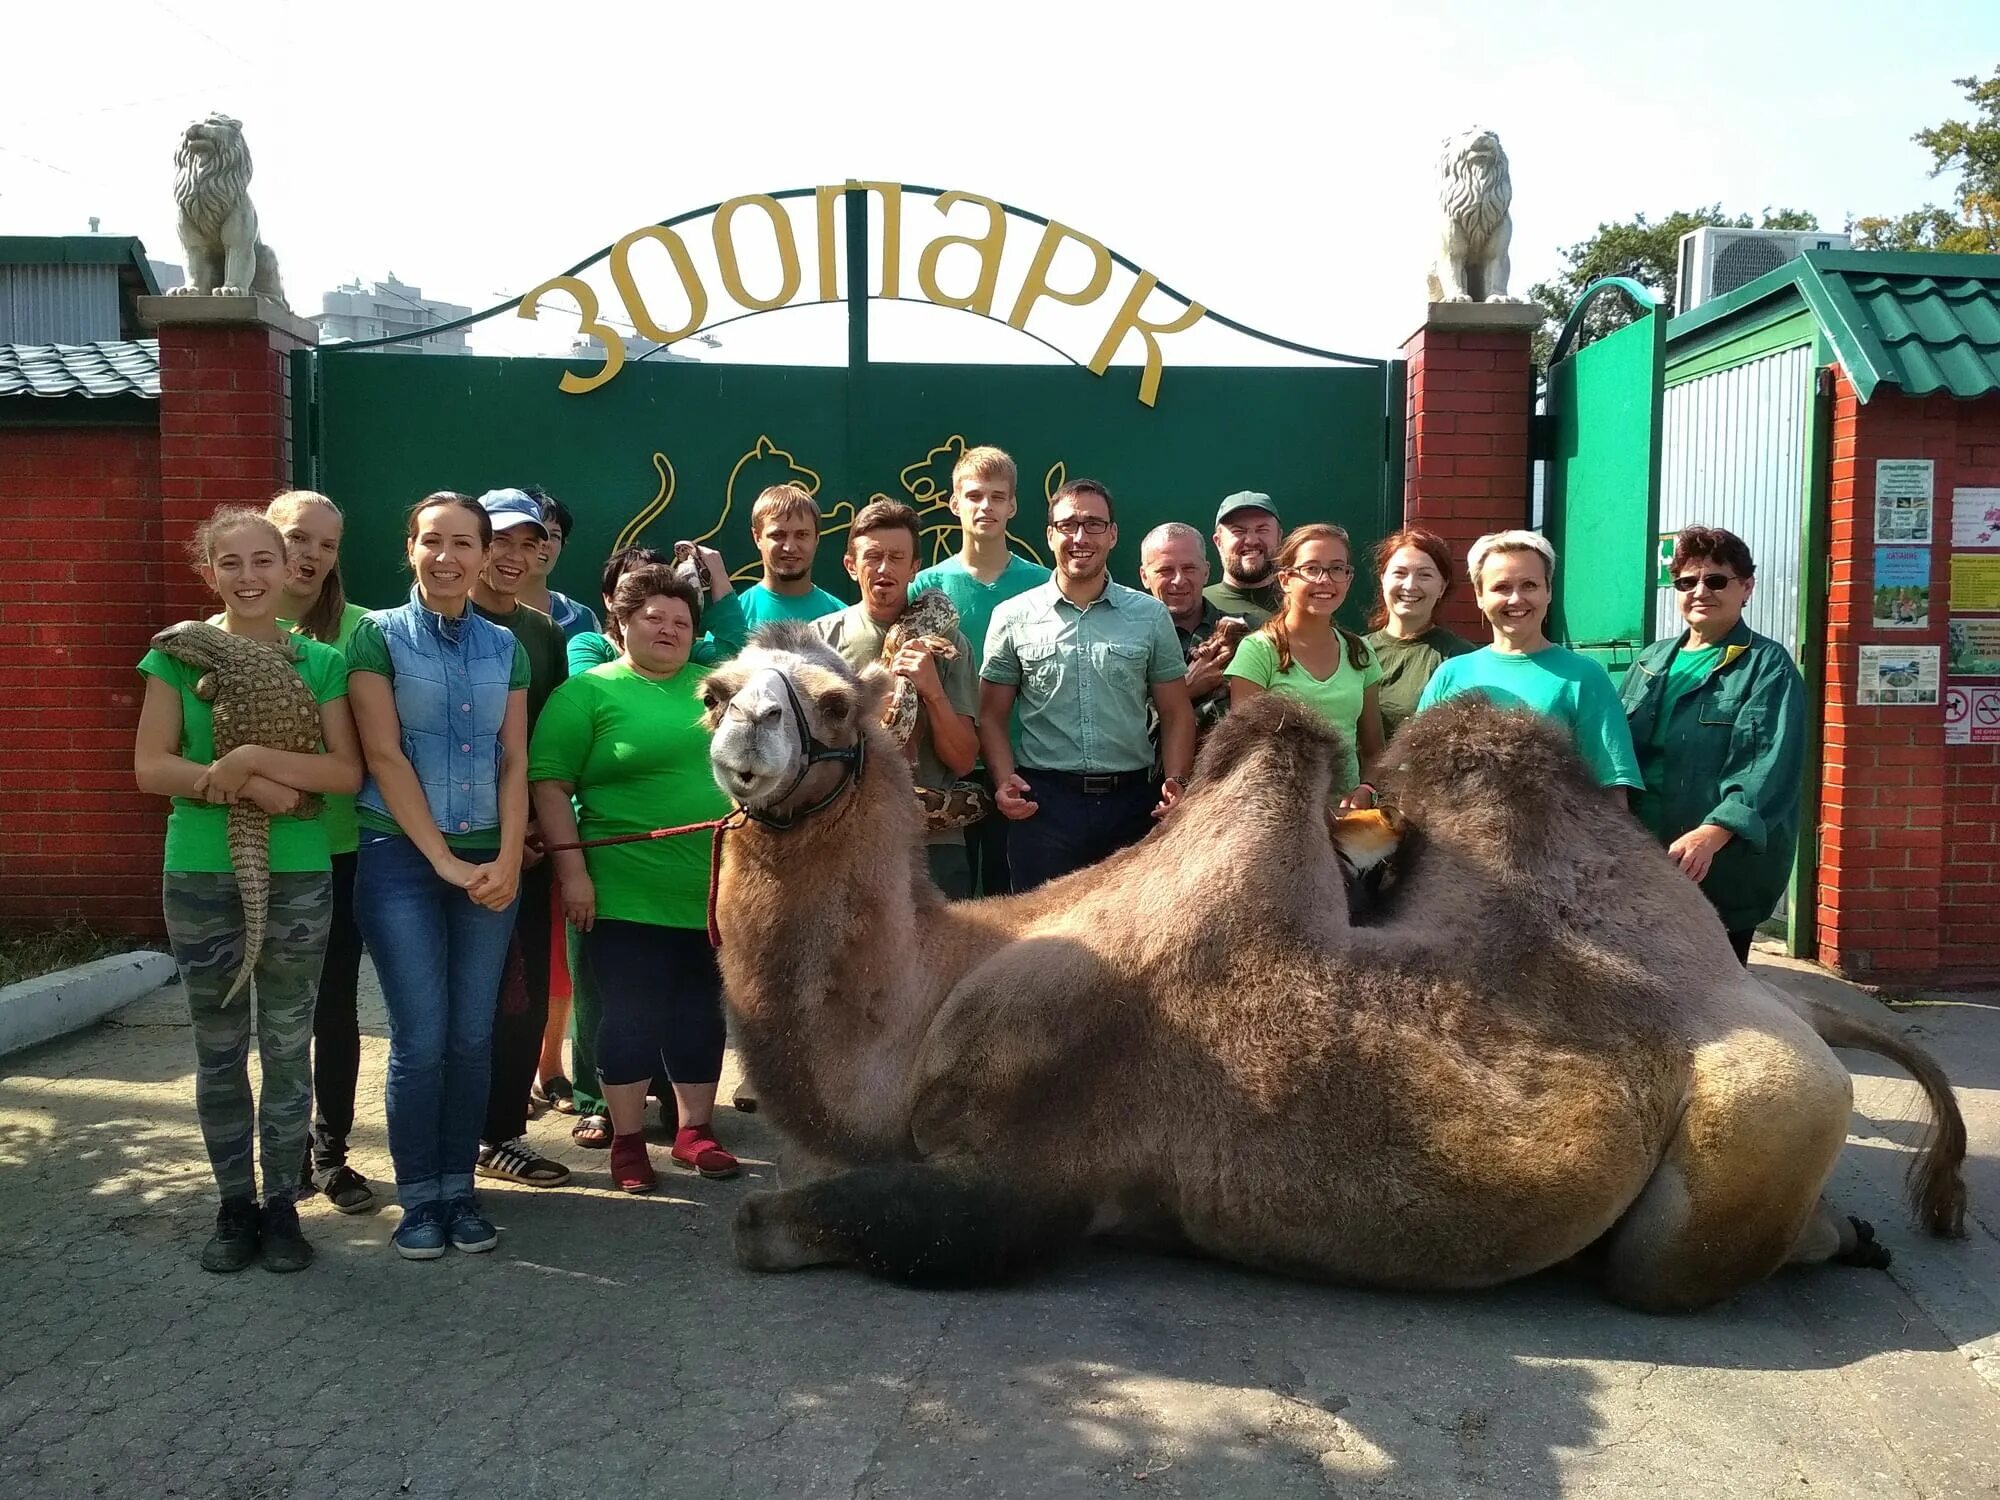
[542,812,744,951]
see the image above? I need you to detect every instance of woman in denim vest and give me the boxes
[348,492,531,1260]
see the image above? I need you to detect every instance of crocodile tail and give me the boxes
[223,802,270,1004]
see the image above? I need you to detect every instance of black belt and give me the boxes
[1020,766,1156,795]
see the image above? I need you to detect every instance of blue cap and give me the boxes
[476,487,549,537]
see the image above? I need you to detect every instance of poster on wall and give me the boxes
[1944,684,2000,744]
[1952,554,2000,611]
[1858,644,1940,706]
[1872,546,1931,628]
[1875,459,1934,542]
[1953,488,2000,548]
[1947,616,2000,676]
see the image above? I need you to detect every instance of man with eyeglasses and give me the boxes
[1205,492,1284,625]
[979,480,1196,892]
[1619,526,1806,965]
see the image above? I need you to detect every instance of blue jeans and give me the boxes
[354,833,519,1211]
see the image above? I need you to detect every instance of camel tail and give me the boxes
[1792,992,1968,1238]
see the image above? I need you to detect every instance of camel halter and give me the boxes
[736,666,868,831]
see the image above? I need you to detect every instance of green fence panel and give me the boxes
[1543,281,1666,674]
[303,350,1400,623]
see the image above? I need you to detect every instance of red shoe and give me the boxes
[670,1124,739,1180]
[609,1134,656,1194]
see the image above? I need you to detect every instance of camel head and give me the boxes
[702,625,893,826]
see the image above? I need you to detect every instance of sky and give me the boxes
[4,0,1998,371]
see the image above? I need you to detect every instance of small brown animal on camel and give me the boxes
[700,628,1967,1311]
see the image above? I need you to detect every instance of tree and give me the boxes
[1852,66,2000,253]
[1529,207,1819,367]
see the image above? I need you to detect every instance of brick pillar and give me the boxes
[140,294,317,619]
[1400,301,1541,638]
[1817,372,1955,979]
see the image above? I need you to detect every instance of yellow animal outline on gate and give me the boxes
[866,434,1050,568]
[614,435,829,564]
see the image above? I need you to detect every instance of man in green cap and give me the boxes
[1205,491,1283,625]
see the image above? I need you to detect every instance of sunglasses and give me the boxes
[1673,572,1737,593]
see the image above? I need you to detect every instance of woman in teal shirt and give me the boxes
[1224,523,1385,800]
[1418,530,1642,798]
[1619,527,1806,964]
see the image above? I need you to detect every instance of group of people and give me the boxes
[135,442,1807,1274]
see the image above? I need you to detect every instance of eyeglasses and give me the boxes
[1287,562,1354,583]
[1050,516,1111,537]
[1672,571,1737,593]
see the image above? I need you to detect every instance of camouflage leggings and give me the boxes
[162,871,332,1204]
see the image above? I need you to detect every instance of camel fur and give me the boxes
[701,630,1967,1311]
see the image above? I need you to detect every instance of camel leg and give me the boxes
[1787,1196,1893,1271]
[1599,1033,1852,1312]
[733,1163,1090,1285]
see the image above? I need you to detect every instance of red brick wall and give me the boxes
[1819,375,2000,982]
[1400,325,1535,638]
[0,424,169,935]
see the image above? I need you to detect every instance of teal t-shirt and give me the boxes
[346,614,531,850]
[739,582,845,633]
[1417,644,1644,790]
[138,632,349,875]
[909,554,1051,671]
[1223,630,1383,794]
[527,662,731,930]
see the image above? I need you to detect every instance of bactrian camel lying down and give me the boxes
[700,627,1966,1312]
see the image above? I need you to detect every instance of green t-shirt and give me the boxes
[527,662,732,929]
[1365,625,1476,739]
[739,583,845,633]
[1635,641,1725,833]
[1223,630,1383,794]
[472,599,567,729]
[1417,644,1644,790]
[287,600,371,855]
[812,605,980,846]
[1204,579,1282,628]
[909,554,1051,671]
[346,614,532,849]
[137,633,349,874]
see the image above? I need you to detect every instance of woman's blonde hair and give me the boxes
[1467,529,1555,589]
[267,489,347,642]
[1257,523,1370,673]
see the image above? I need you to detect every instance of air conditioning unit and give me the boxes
[1675,227,1851,314]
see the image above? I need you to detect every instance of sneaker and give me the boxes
[476,1137,572,1187]
[609,1134,657,1194]
[446,1196,500,1254]
[391,1201,448,1261]
[199,1195,262,1273]
[313,1164,377,1216]
[260,1197,314,1273]
[670,1124,740,1180]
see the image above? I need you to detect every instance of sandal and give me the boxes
[610,1134,657,1194]
[571,1114,612,1149]
[546,1076,577,1115]
[670,1124,739,1180]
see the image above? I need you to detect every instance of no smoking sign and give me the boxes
[1945,685,2000,744]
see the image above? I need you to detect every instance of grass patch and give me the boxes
[0,922,143,990]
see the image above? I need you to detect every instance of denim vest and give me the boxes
[356,590,517,837]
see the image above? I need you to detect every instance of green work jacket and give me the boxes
[1619,621,1807,931]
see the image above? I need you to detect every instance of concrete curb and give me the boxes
[0,950,178,1059]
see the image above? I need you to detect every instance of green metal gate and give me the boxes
[1541,277,1667,675]
[292,184,1405,611]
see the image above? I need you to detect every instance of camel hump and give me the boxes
[1194,692,1350,798]
[1388,695,1600,806]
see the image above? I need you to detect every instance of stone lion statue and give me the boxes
[172,114,286,305]
[1425,127,1519,303]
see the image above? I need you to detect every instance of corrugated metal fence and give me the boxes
[0,264,121,344]
[1657,344,1814,656]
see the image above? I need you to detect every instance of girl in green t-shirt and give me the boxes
[269,489,376,1215]
[134,507,362,1276]
[1224,524,1386,801]
[530,564,737,1193]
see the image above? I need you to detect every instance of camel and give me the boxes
[700,627,1967,1311]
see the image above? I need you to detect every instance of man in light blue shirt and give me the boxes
[980,479,1195,892]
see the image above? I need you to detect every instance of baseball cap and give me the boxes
[1214,491,1281,528]
[476,487,549,537]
